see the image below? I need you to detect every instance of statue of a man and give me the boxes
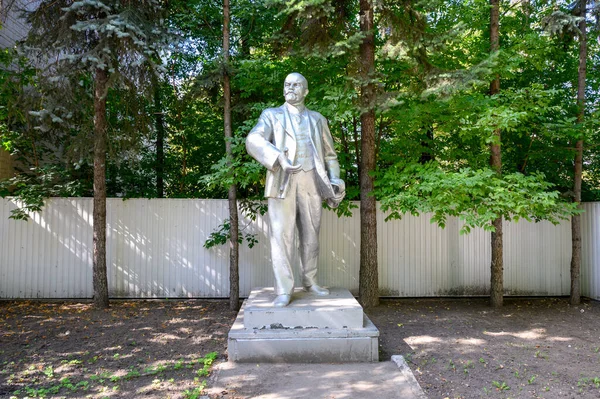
[246,72,345,307]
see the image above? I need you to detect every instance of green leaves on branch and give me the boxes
[203,199,267,250]
[201,135,263,194]
[203,218,259,249]
[377,162,579,234]
[0,166,88,220]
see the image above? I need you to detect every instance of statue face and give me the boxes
[283,74,308,106]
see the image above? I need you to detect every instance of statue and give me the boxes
[246,72,345,307]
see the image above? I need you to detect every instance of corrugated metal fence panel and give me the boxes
[107,199,230,298]
[455,222,491,295]
[0,198,93,298]
[378,212,453,297]
[503,219,571,296]
[238,208,272,296]
[318,205,361,294]
[582,203,600,300]
[1,198,599,299]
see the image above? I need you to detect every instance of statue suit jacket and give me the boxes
[246,104,340,200]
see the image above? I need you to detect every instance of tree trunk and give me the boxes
[489,0,503,307]
[358,0,379,309]
[570,0,586,306]
[93,67,109,309]
[223,0,239,311]
[154,78,165,198]
[352,115,361,179]
[340,122,350,182]
[419,126,434,164]
[490,218,503,306]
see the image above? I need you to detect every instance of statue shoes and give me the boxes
[273,294,291,307]
[303,284,329,296]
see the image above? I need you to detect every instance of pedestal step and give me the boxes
[244,287,364,329]
[227,288,379,363]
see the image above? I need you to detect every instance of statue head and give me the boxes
[283,73,309,106]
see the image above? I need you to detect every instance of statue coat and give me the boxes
[246,104,341,201]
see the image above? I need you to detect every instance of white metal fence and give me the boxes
[0,198,598,300]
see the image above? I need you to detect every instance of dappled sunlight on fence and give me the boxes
[1,199,599,299]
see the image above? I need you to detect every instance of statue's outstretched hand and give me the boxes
[278,153,302,174]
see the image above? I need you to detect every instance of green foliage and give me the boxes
[0,165,88,220]
[204,199,267,249]
[204,218,251,249]
[1,0,599,222]
[377,162,578,234]
[25,0,168,79]
[492,380,510,391]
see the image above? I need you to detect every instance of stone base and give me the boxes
[244,287,364,329]
[227,287,379,363]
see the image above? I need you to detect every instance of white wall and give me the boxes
[0,198,598,299]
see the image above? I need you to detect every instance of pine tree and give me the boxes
[358,0,379,308]
[24,0,167,308]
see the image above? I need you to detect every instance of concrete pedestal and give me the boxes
[227,287,379,363]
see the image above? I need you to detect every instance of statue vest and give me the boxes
[292,115,315,172]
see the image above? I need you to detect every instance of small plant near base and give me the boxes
[577,376,600,389]
[43,366,54,379]
[183,385,207,399]
[10,352,220,398]
[174,359,185,370]
[447,359,456,372]
[492,380,510,391]
[463,360,474,375]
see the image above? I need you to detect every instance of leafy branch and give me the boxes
[377,162,580,234]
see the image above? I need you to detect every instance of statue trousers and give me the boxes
[268,169,322,296]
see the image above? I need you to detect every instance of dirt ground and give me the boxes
[1,297,599,399]
[368,297,600,399]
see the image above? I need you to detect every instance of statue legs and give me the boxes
[268,170,326,302]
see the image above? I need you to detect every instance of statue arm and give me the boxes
[246,111,281,172]
[321,117,341,181]
[321,116,346,207]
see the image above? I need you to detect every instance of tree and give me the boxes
[25,0,167,308]
[153,75,166,198]
[489,0,503,307]
[570,0,587,305]
[358,0,379,308]
[222,0,239,311]
[93,66,109,308]
[376,0,580,294]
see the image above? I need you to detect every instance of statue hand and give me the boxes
[327,178,346,209]
[278,153,302,174]
[330,178,345,194]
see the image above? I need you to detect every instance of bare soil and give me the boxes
[1,297,599,399]
[0,300,237,399]
[369,297,600,399]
